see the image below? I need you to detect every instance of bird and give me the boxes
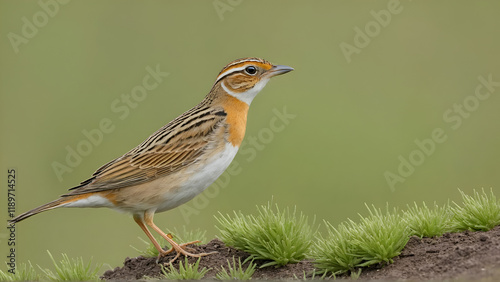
[8,57,293,264]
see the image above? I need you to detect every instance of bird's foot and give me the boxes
[156,240,217,265]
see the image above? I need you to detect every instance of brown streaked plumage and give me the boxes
[8,57,293,264]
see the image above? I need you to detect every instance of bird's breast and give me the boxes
[154,142,240,212]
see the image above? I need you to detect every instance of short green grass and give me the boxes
[293,269,330,280]
[312,205,410,275]
[38,251,102,281]
[451,188,500,231]
[311,188,500,275]
[312,221,362,275]
[403,201,453,238]
[161,257,210,280]
[215,257,256,280]
[1,252,101,282]
[0,262,39,281]
[215,202,316,268]
[351,205,410,267]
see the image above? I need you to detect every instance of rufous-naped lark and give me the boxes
[9,57,293,263]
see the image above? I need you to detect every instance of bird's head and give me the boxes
[213,57,294,105]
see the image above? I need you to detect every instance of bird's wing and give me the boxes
[63,107,227,196]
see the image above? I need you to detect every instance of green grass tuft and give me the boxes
[0,262,39,281]
[350,204,410,267]
[215,257,256,280]
[161,257,209,280]
[403,201,453,237]
[38,251,101,281]
[130,236,162,258]
[131,227,207,258]
[312,204,410,275]
[312,221,363,275]
[215,202,315,268]
[451,188,500,231]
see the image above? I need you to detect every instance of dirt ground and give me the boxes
[102,225,500,280]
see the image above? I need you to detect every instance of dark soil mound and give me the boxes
[102,226,500,280]
[359,225,500,280]
[101,239,315,280]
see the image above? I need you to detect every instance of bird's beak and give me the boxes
[267,65,294,77]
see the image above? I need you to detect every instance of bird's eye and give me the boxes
[245,66,257,75]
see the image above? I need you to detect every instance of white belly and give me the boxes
[155,143,239,213]
[60,143,240,214]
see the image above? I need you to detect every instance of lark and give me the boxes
[9,57,293,263]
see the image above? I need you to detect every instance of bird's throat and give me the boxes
[221,94,249,147]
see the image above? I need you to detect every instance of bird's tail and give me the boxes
[8,196,77,224]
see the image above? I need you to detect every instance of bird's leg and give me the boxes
[133,214,169,262]
[143,210,216,265]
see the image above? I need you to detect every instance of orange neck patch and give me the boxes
[222,94,249,146]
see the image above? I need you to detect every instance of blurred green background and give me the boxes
[1,0,500,274]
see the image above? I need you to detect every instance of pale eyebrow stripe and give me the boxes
[215,58,266,83]
[215,66,248,83]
